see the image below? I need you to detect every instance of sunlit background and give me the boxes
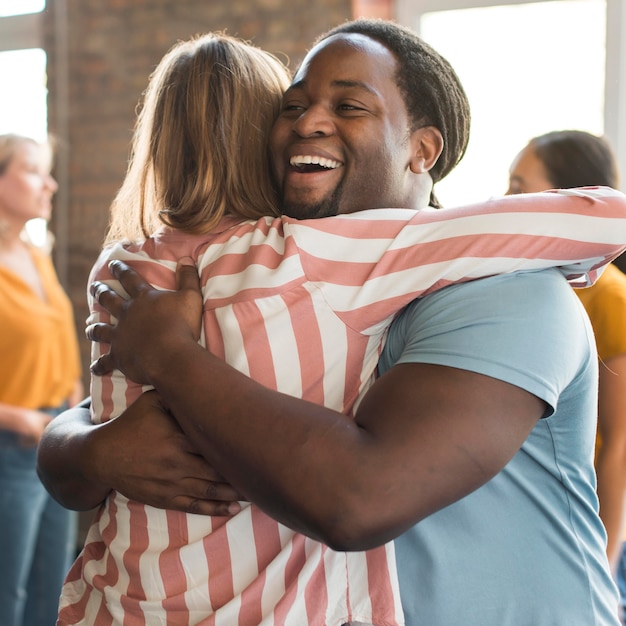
[0,0,611,215]
[420,0,605,206]
[0,1,48,243]
[0,0,47,139]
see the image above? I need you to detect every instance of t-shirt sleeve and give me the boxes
[377,269,595,416]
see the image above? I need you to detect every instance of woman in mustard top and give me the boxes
[508,129,626,621]
[0,134,83,626]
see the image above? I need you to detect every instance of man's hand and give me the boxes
[86,258,203,384]
[37,391,243,516]
[98,391,243,515]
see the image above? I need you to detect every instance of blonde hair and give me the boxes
[0,133,42,175]
[106,32,291,244]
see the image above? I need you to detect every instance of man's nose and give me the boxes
[292,105,334,138]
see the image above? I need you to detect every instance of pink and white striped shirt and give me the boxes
[59,187,626,626]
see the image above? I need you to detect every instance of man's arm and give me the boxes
[36,391,243,515]
[170,354,542,550]
[85,260,546,551]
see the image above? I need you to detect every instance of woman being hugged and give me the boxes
[0,133,82,626]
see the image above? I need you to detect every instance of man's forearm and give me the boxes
[36,406,111,511]
[146,334,544,551]
[148,336,373,546]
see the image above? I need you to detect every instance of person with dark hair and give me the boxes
[39,20,625,625]
[508,130,619,193]
[508,129,626,621]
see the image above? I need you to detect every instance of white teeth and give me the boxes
[290,155,341,169]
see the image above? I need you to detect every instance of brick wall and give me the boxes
[42,0,354,385]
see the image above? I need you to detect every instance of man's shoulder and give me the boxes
[393,270,571,332]
[381,270,588,382]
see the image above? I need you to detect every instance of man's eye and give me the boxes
[338,103,365,112]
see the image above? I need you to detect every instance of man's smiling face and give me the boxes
[269,33,418,219]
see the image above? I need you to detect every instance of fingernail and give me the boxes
[227,502,242,515]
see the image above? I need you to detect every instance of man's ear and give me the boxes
[409,126,444,174]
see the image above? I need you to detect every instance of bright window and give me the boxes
[0,46,49,244]
[401,0,606,207]
[0,48,48,141]
[0,0,44,17]
[0,0,49,245]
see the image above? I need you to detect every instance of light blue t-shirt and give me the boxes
[379,270,620,626]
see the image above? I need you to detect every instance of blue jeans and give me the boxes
[0,419,77,626]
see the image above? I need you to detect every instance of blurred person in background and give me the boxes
[0,133,83,626]
[507,129,626,620]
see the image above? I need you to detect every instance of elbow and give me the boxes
[317,527,383,552]
[36,448,104,512]
[35,465,79,511]
[290,471,429,551]
[304,496,411,552]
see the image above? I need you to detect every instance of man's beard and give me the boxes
[280,180,344,220]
